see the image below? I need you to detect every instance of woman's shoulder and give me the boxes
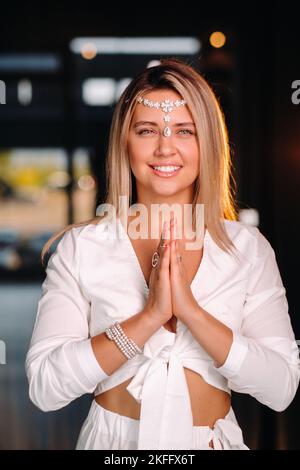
[224,218,259,237]
[49,218,119,272]
[53,218,113,253]
[223,219,275,260]
[66,217,118,240]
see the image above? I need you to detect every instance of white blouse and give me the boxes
[25,217,300,449]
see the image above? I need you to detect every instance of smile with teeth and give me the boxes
[150,165,182,177]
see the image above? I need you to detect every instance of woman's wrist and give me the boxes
[178,303,204,326]
[141,307,169,329]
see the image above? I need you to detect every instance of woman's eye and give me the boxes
[137,129,154,135]
[136,128,194,136]
[178,129,194,135]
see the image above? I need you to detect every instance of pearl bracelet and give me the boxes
[105,321,142,359]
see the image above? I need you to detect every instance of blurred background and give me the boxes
[0,0,299,450]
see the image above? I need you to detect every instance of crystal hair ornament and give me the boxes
[137,97,187,137]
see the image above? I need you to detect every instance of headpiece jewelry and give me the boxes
[137,97,187,137]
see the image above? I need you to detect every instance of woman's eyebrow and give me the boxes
[133,120,158,127]
[133,121,195,127]
[173,122,195,127]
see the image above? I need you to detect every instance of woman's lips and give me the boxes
[149,166,182,178]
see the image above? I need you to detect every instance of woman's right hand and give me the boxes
[143,220,172,325]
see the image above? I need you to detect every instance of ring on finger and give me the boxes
[151,251,160,267]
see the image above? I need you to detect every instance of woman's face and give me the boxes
[127,89,200,204]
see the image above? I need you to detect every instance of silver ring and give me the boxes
[151,251,160,267]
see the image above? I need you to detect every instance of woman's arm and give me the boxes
[181,227,300,412]
[90,310,162,377]
[25,228,161,412]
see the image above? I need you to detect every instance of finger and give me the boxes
[174,219,181,261]
[171,219,184,271]
[170,216,175,243]
[157,223,171,280]
[175,239,184,273]
[170,218,175,266]
[152,220,170,273]
[157,220,170,272]
[160,240,170,273]
[157,220,169,253]
[170,237,181,278]
[163,219,170,243]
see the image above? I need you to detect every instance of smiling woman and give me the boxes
[128,88,200,202]
[25,59,300,451]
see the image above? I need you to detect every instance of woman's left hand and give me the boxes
[169,218,200,321]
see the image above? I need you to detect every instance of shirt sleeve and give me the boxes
[25,227,109,412]
[213,227,300,412]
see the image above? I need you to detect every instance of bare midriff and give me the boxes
[95,360,231,449]
[95,364,231,426]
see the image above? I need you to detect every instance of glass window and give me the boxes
[72,148,97,224]
[0,148,69,276]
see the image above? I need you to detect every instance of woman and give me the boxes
[25,59,300,450]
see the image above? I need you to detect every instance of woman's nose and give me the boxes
[154,134,176,156]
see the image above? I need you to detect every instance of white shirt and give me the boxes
[25,217,300,449]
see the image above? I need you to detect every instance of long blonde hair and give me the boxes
[41,58,240,267]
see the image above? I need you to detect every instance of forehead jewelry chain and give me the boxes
[137,97,187,137]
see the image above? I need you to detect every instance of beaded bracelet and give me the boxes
[105,321,142,359]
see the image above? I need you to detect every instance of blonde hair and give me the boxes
[41,58,240,267]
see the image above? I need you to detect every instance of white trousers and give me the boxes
[76,399,250,450]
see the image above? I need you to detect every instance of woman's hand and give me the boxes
[143,221,173,324]
[169,218,200,321]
